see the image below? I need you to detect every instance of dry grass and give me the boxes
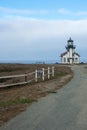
[0,64,73,126]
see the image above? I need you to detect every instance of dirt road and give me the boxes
[0,65,87,130]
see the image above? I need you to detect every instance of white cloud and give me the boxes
[57,8,71,15]
[76,11,87,15]
[0,6,49,15]
[57,8,87,17]
[1,6,87,21]
[0,17,87,62]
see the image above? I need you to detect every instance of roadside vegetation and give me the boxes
[0,63,73,126]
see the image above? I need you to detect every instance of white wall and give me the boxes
[62,53,69,64]
[74,54,80,63]
[61,52,80,64]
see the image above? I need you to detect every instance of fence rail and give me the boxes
[0,66,54,88]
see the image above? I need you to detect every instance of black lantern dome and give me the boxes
[66,37,76,50]
[67,37,73,43]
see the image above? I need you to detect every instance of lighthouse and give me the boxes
[60,38,80,64]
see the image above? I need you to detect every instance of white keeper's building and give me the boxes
[60,38,80,64]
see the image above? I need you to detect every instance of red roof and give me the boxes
[60,51,80,57]
[60,51,67,57]
[73,52,80,57]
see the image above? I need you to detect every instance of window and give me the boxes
[67,58,70,62]
[64,58,66,63]
[75,58,78,62]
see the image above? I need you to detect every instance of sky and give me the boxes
[0,0,87,63]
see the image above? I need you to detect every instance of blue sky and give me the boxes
[0,0,87,63]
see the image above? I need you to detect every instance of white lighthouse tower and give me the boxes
[66,37,75,64]
[61,38,80,64]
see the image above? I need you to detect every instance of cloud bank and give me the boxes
[0,15,87,62]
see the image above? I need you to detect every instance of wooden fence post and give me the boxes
[48,67,50,79]
[35,69,38,82]
[25,73,27,82]
[42,68,44,81]
[52,66,54,77]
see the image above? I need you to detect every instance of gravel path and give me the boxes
[0,65,87,130]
